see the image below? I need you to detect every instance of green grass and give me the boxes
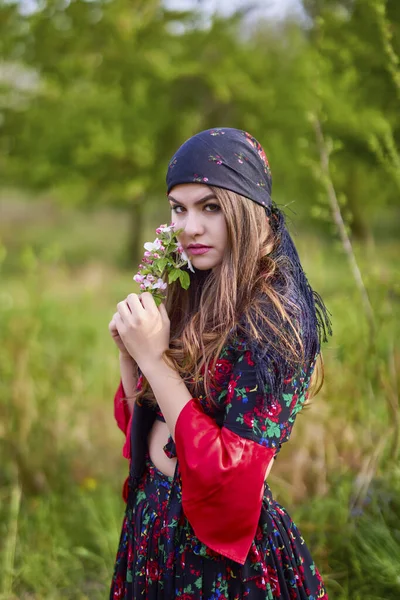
[0,195,399,598]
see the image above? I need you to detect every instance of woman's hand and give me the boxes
[114,292,170,373]
[108,313,131,358]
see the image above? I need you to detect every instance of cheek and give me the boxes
[216,216,228,247]
[171,211,184,236]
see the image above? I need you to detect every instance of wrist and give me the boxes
[140,356,175,382]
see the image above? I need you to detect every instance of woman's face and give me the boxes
[168,183,228,271]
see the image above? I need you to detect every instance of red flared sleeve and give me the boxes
[113,378,135,502]
[114,379,130,434]
[175,401,275,564]
[174,346,307,565]
[113,378,132,460]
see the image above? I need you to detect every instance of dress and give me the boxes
[110,334,329,599]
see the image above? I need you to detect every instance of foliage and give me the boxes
[1,0,399,256]
[0,203,399,598]
[0,1,399,598]
[300,0,400,241]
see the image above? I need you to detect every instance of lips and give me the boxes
[187,245,212,256]
[187,245,211,249]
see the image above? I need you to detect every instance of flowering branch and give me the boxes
[133,223,194,306]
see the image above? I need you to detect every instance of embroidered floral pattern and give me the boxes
[110,335,328,599]
[193,174,209,183]
[110,458,328,599]
[166,128,273,212]
[208,154,223,165]
[220,345,317,451]
[168,157,177,169]
[243,131,271,177]
[234,152,249,164]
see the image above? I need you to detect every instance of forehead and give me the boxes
[168,183,212,203]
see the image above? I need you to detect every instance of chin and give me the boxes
[191,257,222,271]
[193,264,214,271]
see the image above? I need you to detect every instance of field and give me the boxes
[0,196,399,599]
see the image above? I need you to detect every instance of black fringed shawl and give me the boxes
[236,202,332,401]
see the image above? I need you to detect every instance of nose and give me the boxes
[182,210,205,238]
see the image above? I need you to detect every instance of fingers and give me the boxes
[117,293,145,325]
[125,293,144,319]
[138,292,158,314]
[117,298,135,324]
[115,292,165,327]
[158,302,169,324]
[109,312,118,331]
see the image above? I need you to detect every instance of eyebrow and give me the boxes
[168,193,217,206]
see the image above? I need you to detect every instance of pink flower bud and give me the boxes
[144,251,152,257]
[140,283,146,290]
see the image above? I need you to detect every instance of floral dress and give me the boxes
[110,335,329,599]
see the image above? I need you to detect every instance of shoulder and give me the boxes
[231,297,316,398]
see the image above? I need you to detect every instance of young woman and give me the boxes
[109,127,332,599]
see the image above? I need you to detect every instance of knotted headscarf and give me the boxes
[166,127,332,394]
[167,127,273,209]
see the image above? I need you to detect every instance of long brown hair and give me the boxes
[132,186,324,407]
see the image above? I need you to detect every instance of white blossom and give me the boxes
[152,278,168,290]
[177,243,195,273]
[156,224,174,234]
[144,238,163,252]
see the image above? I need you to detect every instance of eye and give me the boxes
[171,205,184,214]
[170,204,220,214]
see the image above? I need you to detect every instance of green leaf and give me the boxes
[152,294,164,307]
[266,421,280,438]
[282,393,293,408]
[151,259,162,273]
[168,268,181,283]
[194,577,202,589]
[157,257,169,272]
[178,269,190,289]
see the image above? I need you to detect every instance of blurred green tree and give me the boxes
[1,0,399,260]
[301,0,400,241]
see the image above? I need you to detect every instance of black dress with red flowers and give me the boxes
[110,333,329,599]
